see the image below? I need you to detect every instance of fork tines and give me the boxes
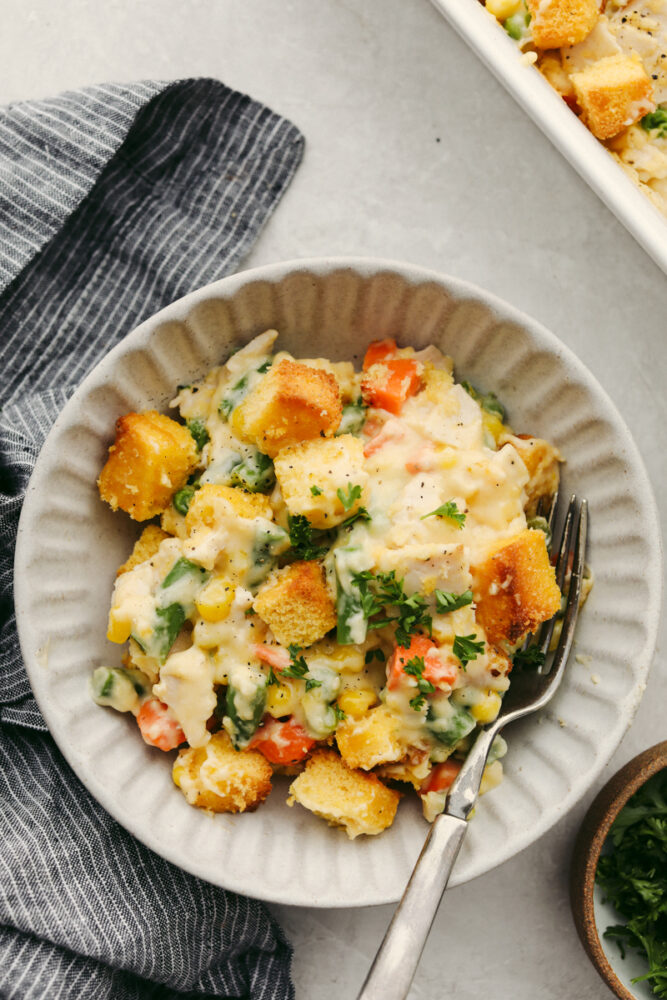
[535,494,588,673]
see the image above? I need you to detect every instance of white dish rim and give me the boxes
[429,0,667,277]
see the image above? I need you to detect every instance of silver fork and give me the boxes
[357,494,588,1000]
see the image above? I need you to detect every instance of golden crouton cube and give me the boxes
[473,528,561,647]
[570,54,654,140]
[172,730,272,813]
[253,561,337,647]
[98,411,198,521]
[527,0,599,49]
[501,433,561,516]
[231,359,343,457]
[287,750,400,838]
[185,483,272,532]
[336,705,405,771]
[116,524,170,576]
[301,358,361,402]
[274,435,368,529]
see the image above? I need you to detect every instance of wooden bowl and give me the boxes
[570,741,667,999]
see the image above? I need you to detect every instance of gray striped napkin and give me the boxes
[0,78,304,999]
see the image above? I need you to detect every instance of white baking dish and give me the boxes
[430,0,667,276]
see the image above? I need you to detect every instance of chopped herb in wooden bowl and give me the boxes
[596,768,667,998]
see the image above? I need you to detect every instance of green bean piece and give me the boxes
[247,524,290,587]
[187,418,210,451]
[427,701,476,747]
[225,679,267,749]
[172,484,197,516]
[219,358,272,418]
[153,603,186,664]
[230,450,275,493]
[336,401,367,436]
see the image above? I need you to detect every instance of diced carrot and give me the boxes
[361,414,386,439]
[386,635,437,690]
[405,443,435,474]
[363,420,404,458]
[421,759,462,795]
[387,635,458,690]
[422,653,458,688]
[136,698,185,751]
[361,359,422,416]
[362,338,397,371]
[249,716,315,765]
[252,643,290,671]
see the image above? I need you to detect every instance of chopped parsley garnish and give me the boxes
[435,589,474,614]
[283,644,310,679]
[453,634,485,670]
[310,485,323,496]
[596,769,667,997]
[287,514,331,561]
[421,500,466,528]
[352,570,433,647]
[513,645,546,671]
[187,418,210,451]
[402,655,436,694]
[641,107,667,139]
[337,483,363,510]
[365,648,386,664]
[266,667,279,686]
[332,704,347,722]
[340,506,371,529]
[284,645,321,692]
[409,693,427,712]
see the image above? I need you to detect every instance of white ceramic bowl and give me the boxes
[14,257,662,907]
[430,0,667,277]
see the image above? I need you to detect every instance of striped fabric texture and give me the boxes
[0,78,303,999]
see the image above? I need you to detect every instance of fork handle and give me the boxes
[356,812,468,1000]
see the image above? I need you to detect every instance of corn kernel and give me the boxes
[486,0,520,19]
[328,647,366,672]
[107,613,131,644]
[266,682,296,717]
[172,762,185,788]
[435,448,458,470]
[480,760,504,795]
[471,691,502,724]
[482,411,506,445]
[337,689,378,719]
[196,578,235,623]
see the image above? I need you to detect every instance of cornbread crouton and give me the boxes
[302,358,360,402]
[231,359,343,457]
[273,435,369,529]
[500,433,561,515]
[116,524,169,575]
[570,53,655,139]
[527,0,599,49]
[98,411,198,521]
[185,483,272,531]
[273,352,361,402]
[473,528,561,647]
[172,730,272,813]
[184,484,277,576]
[253,561,337,647]
[336,705,405,771]
[287,750,400,838]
